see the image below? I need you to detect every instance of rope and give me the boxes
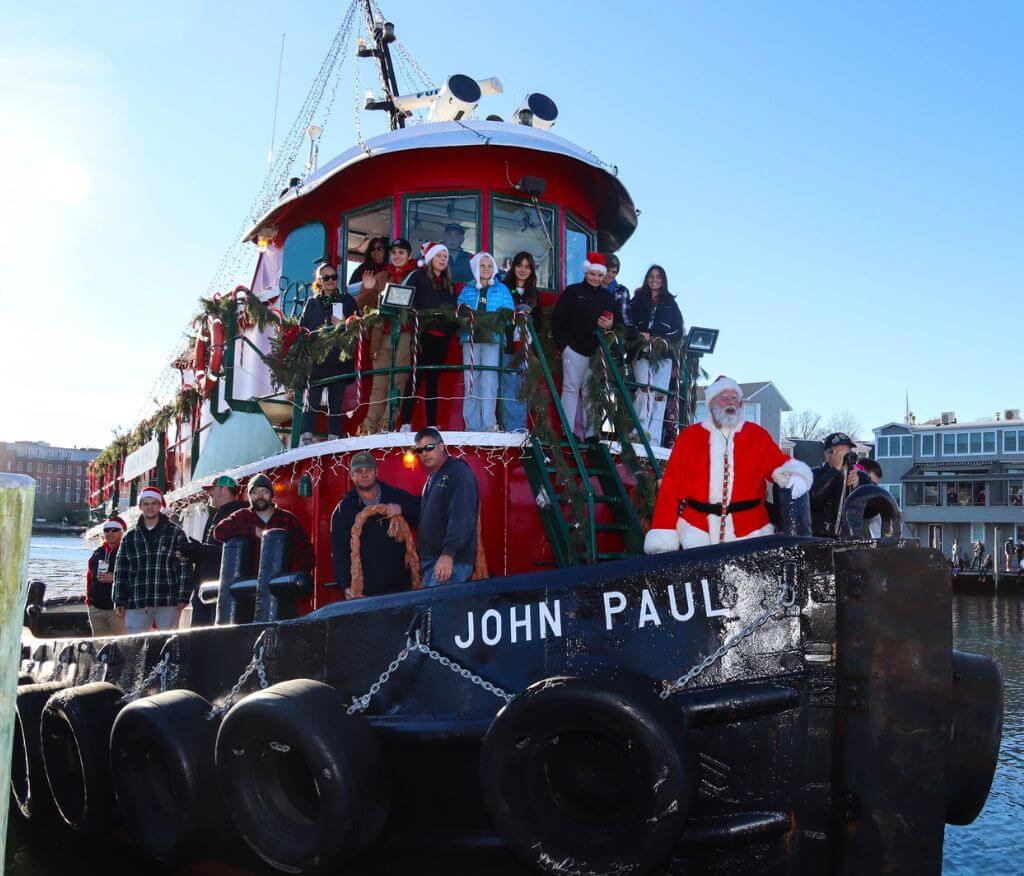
[472,507,489,580]
[349,506,421,597]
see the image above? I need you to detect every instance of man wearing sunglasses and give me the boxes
[413,428,480,586]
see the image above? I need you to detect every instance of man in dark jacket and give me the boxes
[331,452,420,597]
[87,517,127,636]
[113,487,192,634]
[809,433,870,537]
[551,252,628,440]
[178,476,247,625]
[413,428,480,586]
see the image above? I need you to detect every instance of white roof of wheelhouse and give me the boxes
[243,121,638,249]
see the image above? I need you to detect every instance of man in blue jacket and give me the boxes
[413,428,480,586]
[331,452,420,597]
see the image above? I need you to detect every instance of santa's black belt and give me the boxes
[679,497,763,516]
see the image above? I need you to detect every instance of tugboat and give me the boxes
[15,4,1002,874]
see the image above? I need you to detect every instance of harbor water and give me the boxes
[6,535,1022,873]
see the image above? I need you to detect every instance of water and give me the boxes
[5,537,1022,873]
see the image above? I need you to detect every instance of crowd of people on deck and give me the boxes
[296,232,685,450]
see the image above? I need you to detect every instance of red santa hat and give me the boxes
[705,375,742,405]
[102,516,126,532]
[418,241,449,268]
[137,485,167,508]
[582,252,608,275]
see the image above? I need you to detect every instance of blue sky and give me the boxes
[2,1,1021,448]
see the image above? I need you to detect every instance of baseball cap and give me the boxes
[389,237,412,253]
[443,223,465,233]
[350,451,377,471]
[213,476,238,489]
[823,432,855,450]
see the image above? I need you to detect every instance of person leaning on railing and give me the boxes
[456,252,514,432]
[501,251,543,432]
[355,237,418,435]
[396,242,458,432]
[298,260,356,445]
[629,265,683,448]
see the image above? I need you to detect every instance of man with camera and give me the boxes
[809,432,871,537]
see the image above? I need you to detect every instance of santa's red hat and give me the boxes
[418,241,449,268]
[582,252,608,275]
[102,516,127,532]
[137,485,167,507]
[705,375,742,405]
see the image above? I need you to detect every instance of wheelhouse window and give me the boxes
[491,196,556,290]
[404,194,479,284]
[565,214,595,289]
[341,200,392,288]
[280,222,326,318]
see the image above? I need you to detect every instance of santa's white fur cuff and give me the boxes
[644,528,680,555]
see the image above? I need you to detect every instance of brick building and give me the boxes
[0,441,99,523]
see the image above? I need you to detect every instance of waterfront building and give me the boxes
[872,409,1024,558]
[0,441,98,522]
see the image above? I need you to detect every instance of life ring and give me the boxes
[194,315,225,398]
[11,681,69,821]
[215,679,389,873]
[109,689,228,865]
[40,682,124,832]
[841,484,902,538]
[480,675,693,875]
[348,506,421,598]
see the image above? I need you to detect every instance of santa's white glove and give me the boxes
[773,470,809,500]
[774,471,792,489]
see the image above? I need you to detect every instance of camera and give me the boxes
[843,450,859,467]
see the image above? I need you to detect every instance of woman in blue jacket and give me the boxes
[456,252,514,431]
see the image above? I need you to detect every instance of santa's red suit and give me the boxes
[644,410,812,553]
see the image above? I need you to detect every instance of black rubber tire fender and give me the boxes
[109,689,227,865]
[480,675,694,876]
[11,682,68,821]
[215,678,389,874]
[39,681,123,833]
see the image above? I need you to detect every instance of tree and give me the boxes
[784,409,826,440]
[824,410,863,441]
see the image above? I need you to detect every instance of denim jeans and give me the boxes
[461,342,500,431]
[500,352,527,432]
[421,561,474,587]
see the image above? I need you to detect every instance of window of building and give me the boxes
[279,222,327,318]
[403,193,480,284]
[970,523,985,544]
[565,214,596,290]
[47,464,52,473]
[881,483,903,508]
[1009,482,1023,508]
[877,435,912,458]
[491,196,557,291]
[1005,430,1024,453]
[942,430,997,456]
[922,482,940,506]
[920,433,936,457]
[340,199,393,289]
[56,478,61,491]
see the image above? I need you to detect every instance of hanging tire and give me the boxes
[11,682,67,821]
[110,690,227,865]
[215,679,389,874]
[40,682,123,833]
[480,675,693,876]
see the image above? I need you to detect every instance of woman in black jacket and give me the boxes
[347,236,388,285]
[298,261,357,443]
[501,251,543,431]
[397,242,457,431]
[628,265,683,447]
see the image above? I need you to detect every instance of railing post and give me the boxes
[290,378,306,448]
[0,474,35,869]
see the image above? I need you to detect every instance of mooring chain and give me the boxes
[118,652,173,704]
[346,630,513,716]
[207,644,269,721]
[660,578,797,700]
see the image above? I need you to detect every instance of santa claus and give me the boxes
[644,376,812,553]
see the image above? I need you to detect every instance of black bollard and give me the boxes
[254,530,289,623]
[216,538,252,625]
[773,485,812,537]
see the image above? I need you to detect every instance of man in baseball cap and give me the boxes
[809,433,870,537]
[330,452,420,598]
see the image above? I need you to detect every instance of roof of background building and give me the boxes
[695,381,792,410]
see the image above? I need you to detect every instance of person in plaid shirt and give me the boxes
[211,474,316,576]
[113,486,192,633]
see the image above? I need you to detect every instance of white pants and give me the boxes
[461,342,500,431]
[632,357,672,446]
[125,605,182,635]
[560,347,593,438]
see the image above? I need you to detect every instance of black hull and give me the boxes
[18,536,1001,875]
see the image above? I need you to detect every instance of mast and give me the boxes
[358,0,405,130]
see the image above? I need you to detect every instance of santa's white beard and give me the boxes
[711,407,743,429]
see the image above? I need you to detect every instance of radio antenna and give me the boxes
[266,33,286,187]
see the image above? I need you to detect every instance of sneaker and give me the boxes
[486,425,502,433]
[398,424,412,433]
[298,433,314,447]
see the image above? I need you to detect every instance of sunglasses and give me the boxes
[412,443,438,455]
[371,245,385,251]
